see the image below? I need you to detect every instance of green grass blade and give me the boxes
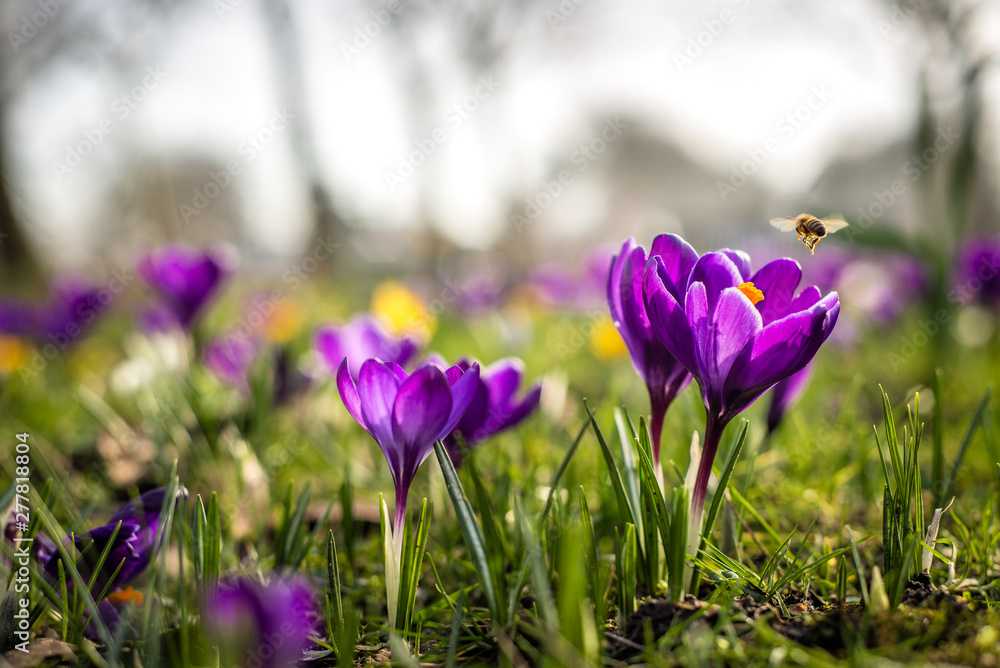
[433,440,499,622]
[845,525,869,607]
[398,498,431,636]
[205,492,221,593]
[937,385,992,507]
[34,502,113,647]
[933,368,944,493]
[465,452,509,615]
[445,590,467,668]
[508,414,594,621]
[616,523,637,621]
[585,401,636,528]
[327,531,344,633]
[280,482,312,569]
[192,495,207,593]
[614,408,643,535]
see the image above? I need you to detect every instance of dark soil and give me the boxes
[607,575,994,664]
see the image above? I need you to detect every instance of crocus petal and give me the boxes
[442,363,465,385]
[204,334,258,388]
[648,234,699,299]
[357,360,403,465]
[336,358,366,429]
[483,358,525,401]
[685,281,712,392]
[788,285,822,312]
[688,253,744,312]
[392,365,453,490]
[724,295,839,412]
[643,256,698,374]
[719,249,753,281]
[500,382,543,430]
[138,247,228,330]
[73,521,143,587]
[749,258,802,325]
[315,326,344,374]
[205,576,317,668]
[107,487,185,579]
[386,361,409,383]
[443,363,480,435]
[315,315,421,379]
[457,377,491,439]
[392,365,452,451]
[608,240,649,366]
[708,287,764,394]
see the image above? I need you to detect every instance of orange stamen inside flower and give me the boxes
[738,282,764,305]
[106,586,144,606]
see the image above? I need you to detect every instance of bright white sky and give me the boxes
[7,0,976,264]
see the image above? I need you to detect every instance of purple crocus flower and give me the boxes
[138,246,230,330]
[643,247,839,553]
[337,357,478,629]
[953,236,1000,306]
[0,300,40,337]
[454,277,507,316]
[337,357,480,532]
[38,487,182,591]
[443,357,542,465]
[608,236,695,468]
[15,488,184,638]
[205,576,317,668]
[39,280,105,347]
[203,333,259,389]
[315,315,420,381]
[529,247,615,311]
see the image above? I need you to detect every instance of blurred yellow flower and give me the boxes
[264,300,302,344]
[0,336,29,374]
[590,317,627,360]
[371,280,436,341]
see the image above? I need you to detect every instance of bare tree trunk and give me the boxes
[0,106,43,285]
[260,0,344,267]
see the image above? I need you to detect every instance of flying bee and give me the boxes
[769,213,849,255]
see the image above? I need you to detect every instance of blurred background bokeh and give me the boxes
[2,0,999,285]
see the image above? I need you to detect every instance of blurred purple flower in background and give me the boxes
[953,236,1000,306]
[40,279,105,347]
[643,247,839,554]
[1,278,108,347]
[835,254,927,323]
[204,576,317,668]
[0,300,38,337]
[336,357,479,532]
[453,276,508,316]
[315,314,419,380]
[443,357,542,465]
[529,246,615,310]
[138,246,231,330]
[608,235,695,469]
[140,304,180,335]
[203,333,259,389]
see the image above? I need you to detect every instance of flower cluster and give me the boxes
[610,234,840,543]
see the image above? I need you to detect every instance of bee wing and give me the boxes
[769,217,799,232]
[820,215,849,234]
